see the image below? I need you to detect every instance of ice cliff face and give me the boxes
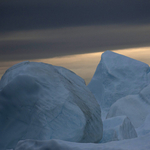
[0,61,103,150]
[88,50,149,111]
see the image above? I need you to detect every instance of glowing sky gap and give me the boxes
[0,47,150,85]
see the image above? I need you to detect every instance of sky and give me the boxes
[0,0,150,83]
[0,0,150,61]
[1,0,150,31]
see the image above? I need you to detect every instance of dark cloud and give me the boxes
[0,25,150,61]
[1,0,150,32]
[1,0,150,60]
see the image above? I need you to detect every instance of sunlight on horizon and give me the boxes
[0,46,150,84]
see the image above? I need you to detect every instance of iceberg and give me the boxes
[107,83,150,129]
[1,51,150,150]
[0,61,103,149]
[100,116,137,143]
[88,51,149,114]
[106,94,150,128]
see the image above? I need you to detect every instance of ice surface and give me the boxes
[100,116,137,143]
[0,61,102,149]
[106,95,150,128]
[15,133,150,150]
[88,51,149,112]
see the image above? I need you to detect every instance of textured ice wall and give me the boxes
[0,61,103,149]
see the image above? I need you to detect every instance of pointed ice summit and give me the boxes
[0,61,103,150]
[88,50,150,112]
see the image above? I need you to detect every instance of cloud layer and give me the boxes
[1,0,150,31]
[1,25,150,61]
[1,1,150,60]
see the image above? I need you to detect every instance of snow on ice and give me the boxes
[15,133,150,150]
